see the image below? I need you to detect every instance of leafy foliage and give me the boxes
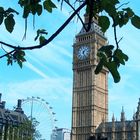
[4,14,15,33]
[98,16,110,32]
[34,29,48,44]
[43,0,57,13]
[0,0,140,82]
[16,117,42,140]
[7,50,26,68]
[18,0,57,18]
[95,45,128,83]
[131,15,140,29]
[0,7,18,33]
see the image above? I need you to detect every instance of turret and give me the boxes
[132,116,136,140]
[120,107,125,140]
[136,98,140,140]
[101,117,105,138]
[121,106,125,122]
[0,93,6,109]
[136,98,140,120]
[112,114,115,140]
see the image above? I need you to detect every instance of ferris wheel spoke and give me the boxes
[21,96,57,140]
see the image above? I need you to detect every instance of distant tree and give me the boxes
[2,117,42,140]
[0,0,140,82]
[18,117,42,140]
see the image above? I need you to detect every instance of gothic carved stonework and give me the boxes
[71,14,108,140]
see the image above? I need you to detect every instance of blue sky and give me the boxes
[0,0,140,138]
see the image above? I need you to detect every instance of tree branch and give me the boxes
[112,16,119,49]
[0,50,15,59]
[87,0,94,31]
[64,0,88,32]
[117,2,129,10]
[0,1,86,57]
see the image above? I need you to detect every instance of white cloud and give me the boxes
[0,77,72,107]
[25,62,49,79]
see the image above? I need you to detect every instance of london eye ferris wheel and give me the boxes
[20,96,58,140]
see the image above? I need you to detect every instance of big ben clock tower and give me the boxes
[71,15,108,140]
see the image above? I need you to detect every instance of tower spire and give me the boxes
[112,114,115,140]
[112,113,115,122]
[121,106,125,122]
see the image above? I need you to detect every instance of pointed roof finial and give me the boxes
[121,106,125,122]
[122,106,124,112]
[112,113,115,122]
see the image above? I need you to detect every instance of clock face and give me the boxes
[77,46,90,60]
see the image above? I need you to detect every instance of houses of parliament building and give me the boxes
[71,14,140,140]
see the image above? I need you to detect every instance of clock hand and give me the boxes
[83,50,85,55]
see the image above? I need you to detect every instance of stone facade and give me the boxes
[71,14,108,140]
[0,94,31,140]
[95,100,140,140]
[71,14,140,140]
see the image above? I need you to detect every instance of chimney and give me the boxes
[0,93,2,102]
[17,99,22,108]
[0,94,6,109]
[2,101,5,109]
[15,99,24,114]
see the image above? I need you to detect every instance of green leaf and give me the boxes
[98,16,110,32]
[123,8,134,18]
[43,0,57,13]
[131,15,140,29]
[31,5,37,15]
[106,61,120,83]
[48,0,57,8]
[6,8,19,15]
[99,45,114,52]
[12,50,26,68]
[114,49,128,65]
[36,4,42,16]
[118,16,129,27]
[39,36,46,44]
[4,14,15,33]
[17,60,23,68]
[35,29,48,41]
[0,14,3,25]
[23,5,30,18]
[101,0,117,17]
[95,59,104,74]
[0,7,4,12]
[7,55,13,66]
[99,45,114,58]
[86,5,90,14]
[0,7,4,25]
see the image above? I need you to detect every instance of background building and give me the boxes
[52,128,71,140]
[0,93,31,140]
